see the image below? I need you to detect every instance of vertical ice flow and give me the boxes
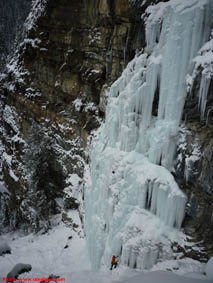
[85,0,213,271]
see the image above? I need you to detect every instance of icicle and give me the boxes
[198,75,211,120]
[206,107,213,125]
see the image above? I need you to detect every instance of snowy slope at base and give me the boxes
[0,219,211,283]
[0,220,211,283]
[0,213,89,281]
[122,270,212,283]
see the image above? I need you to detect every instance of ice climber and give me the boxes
[110,255,118,270]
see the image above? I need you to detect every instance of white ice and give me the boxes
[193,37,213,120]
[205,257,213,280]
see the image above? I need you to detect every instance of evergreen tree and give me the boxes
[23,122,65,231]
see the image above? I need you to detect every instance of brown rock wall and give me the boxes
[0,0,147,231]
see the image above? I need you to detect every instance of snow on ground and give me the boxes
[122,270,212,283]
[0,212,90,282]
[0,213,211,283]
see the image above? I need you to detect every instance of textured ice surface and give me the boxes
[85,144,186,270]
[193,37,213,120]
[85,0,213,271]
[205,257,213,280]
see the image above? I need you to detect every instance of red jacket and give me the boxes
[112,255,116,264]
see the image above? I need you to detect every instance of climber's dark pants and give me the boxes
[110,262,117,270]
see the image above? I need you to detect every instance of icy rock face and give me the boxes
[189,35,213,122]
[85,0,213,270]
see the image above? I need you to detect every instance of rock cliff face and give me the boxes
[0,0,212,261]
[0,0,151,231]
[176,103,213,259]
[174,35,213,258]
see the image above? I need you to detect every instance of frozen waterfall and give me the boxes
[85,0,213,271]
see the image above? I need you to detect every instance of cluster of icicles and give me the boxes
[85,0,213,271]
